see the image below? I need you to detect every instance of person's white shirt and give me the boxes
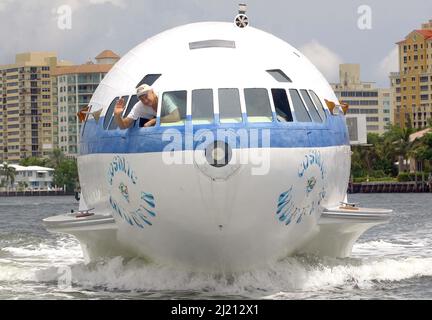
[127,94,178,121]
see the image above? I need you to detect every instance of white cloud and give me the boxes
[88,0,127,8]
[59,0,127,10]
[377,46,399,84]
[0,0,13,11]
[299,40,343,82]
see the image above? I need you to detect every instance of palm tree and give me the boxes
[408,131,432,173]
[385,125,414,173]
[0,162,16,191]
[396,127,414,173]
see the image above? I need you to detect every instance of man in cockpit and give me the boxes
[114,84,181,129]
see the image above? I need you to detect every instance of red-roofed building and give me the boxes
[391,20,432,129]
[55,50,120,157]
[95,50,120,65]
[415,29,432,40]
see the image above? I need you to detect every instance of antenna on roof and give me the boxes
[235,3,249,29]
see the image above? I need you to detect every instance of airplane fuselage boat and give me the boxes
[44,10,391,271]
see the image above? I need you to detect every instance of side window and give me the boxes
[300,90,322,123]
[109,96,129,130]
[192,89,214,125]
[160,91,187,127]
[309,90,327,120]
[81,106,93,136]
[103,97,119,130]
[81,105,92,136]
[244,88,272,123]
[266,69,292,83]
[124,95,138,118]
[289,89,312,122]
[136,74,162,88]
[271,89,293,122]
[218,88,242,124]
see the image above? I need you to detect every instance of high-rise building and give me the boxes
[54,50,119,158]
[332,64,393,135]
[391,19,432,129]
[0,52,72,163]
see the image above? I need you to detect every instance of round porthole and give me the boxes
[205,141,232,168]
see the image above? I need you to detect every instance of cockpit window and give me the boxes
[289,89,312,122]
[103,97,119,130]
[266,69,292,83]
[192,89,214,125]
[309,90,327,120]
[160,91,187,127]
[244,88,273,123]
[136,74,162,88]
[300,90,322,123]
[108,96,129,130]
[218,89,242,124]
[272,89,293,122]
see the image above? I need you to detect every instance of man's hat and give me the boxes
[137,84,152,97]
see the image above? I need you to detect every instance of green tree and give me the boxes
[19,157,49,167]
[351,146,367,178]
[17,181,29,191]
[48,148,65,169]
[53,159,78,192]
[350,125,419,179]
[370,133,397,176]
[409,132,432,171]
[351,133,383,178]
[383,125,415,173]
[0,162,16,190]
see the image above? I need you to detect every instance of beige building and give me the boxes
[0,52,72,163]
[54,50,119,157]
[391,19,432,129]
[332,64,393,135]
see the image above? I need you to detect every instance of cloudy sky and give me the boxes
[0,0,431,87]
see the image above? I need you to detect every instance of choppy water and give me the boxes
[0,194,431,300]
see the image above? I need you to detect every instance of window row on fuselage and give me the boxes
[101,88,328,131]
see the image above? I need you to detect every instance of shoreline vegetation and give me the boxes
[0,149,78,194]
[351,124,432,185]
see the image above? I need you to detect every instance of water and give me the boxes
[0,194,431,300]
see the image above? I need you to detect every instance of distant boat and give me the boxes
[44,8,391,271]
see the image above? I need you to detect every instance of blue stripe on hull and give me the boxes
[80,113,349,155]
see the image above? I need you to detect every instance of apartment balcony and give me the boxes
[77,80,101,85]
